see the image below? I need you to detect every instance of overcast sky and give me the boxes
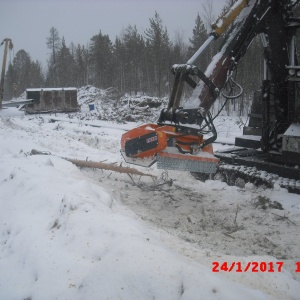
[1,0,227,68]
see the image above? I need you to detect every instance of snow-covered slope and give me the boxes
[0,154,273,300]
[0,97,299,299]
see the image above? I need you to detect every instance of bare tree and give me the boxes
[173,28,188,61]
[201,0,215,32]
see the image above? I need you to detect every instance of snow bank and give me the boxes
[0,101,299,300]
[0,110,286,300]
[0,145,271,300]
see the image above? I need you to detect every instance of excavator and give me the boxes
[121,0,300,190]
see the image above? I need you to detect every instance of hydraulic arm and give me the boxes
[121,0,299,173]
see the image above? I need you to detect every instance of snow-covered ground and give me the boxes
[0,99,300,299]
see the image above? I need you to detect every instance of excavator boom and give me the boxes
[121,0,252,173]
[121,0,300,175]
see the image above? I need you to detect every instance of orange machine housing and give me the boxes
[121,123,219,173]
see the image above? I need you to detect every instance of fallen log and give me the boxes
[66,158,156,179]
[30,149,156,179]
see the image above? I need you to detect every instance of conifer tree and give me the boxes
[145,12,172,97]
[13,50,31,95]
[56,37,76,86]
[189,13,209,70]
[4,50,44,99]
[74,44,88,87]
[29,60,44,88]
[89,31,114,89]
[123,25,145,94]
[46,27,61,87]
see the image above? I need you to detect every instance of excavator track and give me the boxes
[192,163,300,195]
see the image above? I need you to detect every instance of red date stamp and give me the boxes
[212,261,300,273]
[212,261,286,273]
[296,262,300,272]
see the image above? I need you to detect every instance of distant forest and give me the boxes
[3,1,299,116]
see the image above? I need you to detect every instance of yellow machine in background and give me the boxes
[0,38,13,109]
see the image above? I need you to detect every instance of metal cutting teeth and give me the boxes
[156,155,218,173]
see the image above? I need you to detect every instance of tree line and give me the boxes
[3,3,266,116]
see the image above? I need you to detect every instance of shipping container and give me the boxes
[25,88,79,113]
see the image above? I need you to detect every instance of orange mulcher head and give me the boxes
[121,123,219,173]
